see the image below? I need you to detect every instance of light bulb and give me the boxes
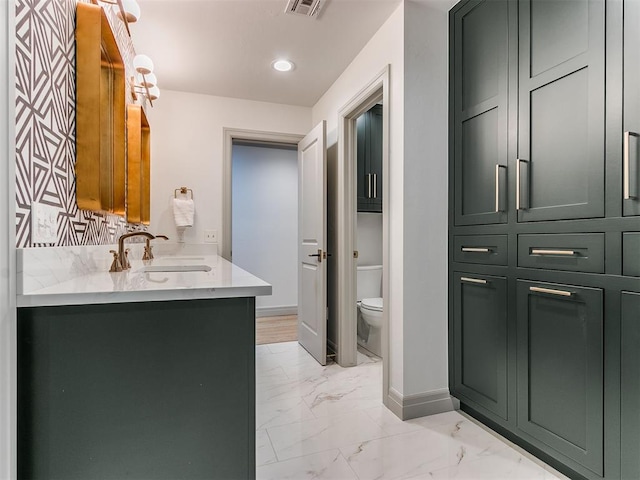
[139,72,156,88]
[148,86,160,101]
[133,54,154,75]
[119,0,140,23]
[272,59,294,72]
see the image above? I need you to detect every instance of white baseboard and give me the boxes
[386,387,460,420]
[255,306,297,318]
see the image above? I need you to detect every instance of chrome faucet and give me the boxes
[143,234,169,260]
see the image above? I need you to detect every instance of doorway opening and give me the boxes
[223,129,304,344]
[334,66,390,406]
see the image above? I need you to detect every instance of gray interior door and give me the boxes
[453,272,508,420]
[621,291,640,478]
[623,0,640,216]
[453,0,509,226]
[517,0,605,222]
[516,280,603,476]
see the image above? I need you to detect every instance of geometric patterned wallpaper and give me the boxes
[15,0,143,247]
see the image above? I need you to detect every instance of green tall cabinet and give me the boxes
[357,104,383,213]
[449,1,640,479]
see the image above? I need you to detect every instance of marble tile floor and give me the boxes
[255,341,570,480]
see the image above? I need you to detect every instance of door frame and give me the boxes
[1,0,17,476]
[336,66,390,401]
[221,128,304,261]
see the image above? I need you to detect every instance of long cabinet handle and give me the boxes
[530,249,576,256]
[461,276,488,285]
[461,247,492,253]
[516,159,529,210]
[529,286,573,297]
[366,173,372,199]
[624,131,639,200]
[495,164,506,212]
[373,173,377,199]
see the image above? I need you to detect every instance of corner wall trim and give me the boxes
[387,388,460,421]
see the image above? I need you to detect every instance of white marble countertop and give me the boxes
[17,245,272,308]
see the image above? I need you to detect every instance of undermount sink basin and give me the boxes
[137,265,212,273]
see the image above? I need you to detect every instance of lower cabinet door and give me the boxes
[621,291,640,479]
[453,272,508,420]
[517,280,603,476]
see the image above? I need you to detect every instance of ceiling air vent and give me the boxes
[285,0,323,18]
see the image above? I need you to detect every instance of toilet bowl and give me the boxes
[356,265,383,358]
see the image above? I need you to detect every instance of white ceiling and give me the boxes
[130,0,408,107]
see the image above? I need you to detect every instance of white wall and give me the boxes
[147,91,311,249]
[402,1,449,396]
[312,1,406,394]
[357,213,382,266]
[1,0,16,476]
[312,0,450,400]
[232,144,298,311]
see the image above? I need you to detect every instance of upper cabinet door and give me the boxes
[623,1,640,216]
[452,0,509,226]
[517,0,605,222]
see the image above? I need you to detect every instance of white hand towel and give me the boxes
[172,198,195,227]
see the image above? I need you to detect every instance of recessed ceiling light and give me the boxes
[272,59,295,72]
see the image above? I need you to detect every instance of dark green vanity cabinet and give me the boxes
[453,272,507,420]
[18,298,256,480]
[449,1,640,479]
[357,104,382,212]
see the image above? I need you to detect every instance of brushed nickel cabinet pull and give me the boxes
[529,286,573,297]
[373,173,377,199]
[531,249,576,256]
[516,158,521,210]
[516,159,528,210]
[366,173,372,199]
[461,247,492,253]
[461,276,488,285]
[495,164,506,212]
[624,131,639,200]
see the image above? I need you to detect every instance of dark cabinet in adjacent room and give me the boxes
[357,104,382,212]
[453,272,507,420]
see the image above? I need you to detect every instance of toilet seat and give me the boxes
[361,297,383,312]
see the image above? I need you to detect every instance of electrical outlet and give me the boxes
[204,229,218,243]
[31,202,58,244]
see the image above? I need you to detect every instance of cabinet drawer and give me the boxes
[623,233,640,277]
[454,235,508,266]
[518,234,604,273]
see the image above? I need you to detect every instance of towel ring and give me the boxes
[174,187,194,200]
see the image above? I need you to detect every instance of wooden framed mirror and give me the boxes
[75,2,126,214]
[126,105,150,225]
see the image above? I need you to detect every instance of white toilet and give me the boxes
[356,265,383,357]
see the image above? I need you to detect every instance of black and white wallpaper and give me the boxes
[15,0,140,247]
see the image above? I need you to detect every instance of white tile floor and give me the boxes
[255,341,570,480]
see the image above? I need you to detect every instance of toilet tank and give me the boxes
[356,265,382,301]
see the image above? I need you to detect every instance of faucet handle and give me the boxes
[109,250,122,273]
[123,248,131,269]
[142,244,153,261]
